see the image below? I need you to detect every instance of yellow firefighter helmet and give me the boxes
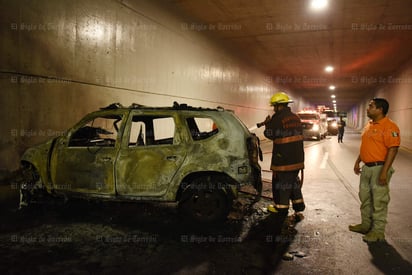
[269,92,293,105]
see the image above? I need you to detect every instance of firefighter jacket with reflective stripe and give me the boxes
[263,107,305,171]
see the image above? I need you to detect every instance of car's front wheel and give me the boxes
[17,164,55,210]
[178,176,230,223]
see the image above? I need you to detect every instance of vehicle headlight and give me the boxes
[331,122,337,128]
[312,124,319,131]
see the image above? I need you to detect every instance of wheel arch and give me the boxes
[19,160,50,192]
[20,160,41,181]
[175,171,238,202]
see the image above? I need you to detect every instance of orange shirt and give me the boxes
[360,117,400,163]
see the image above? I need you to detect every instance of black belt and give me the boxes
[364,161,385,167]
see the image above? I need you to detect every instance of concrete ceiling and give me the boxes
[168,0,412,112]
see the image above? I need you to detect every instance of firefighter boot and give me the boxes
[362,231,385,242]
[349,224,370,234]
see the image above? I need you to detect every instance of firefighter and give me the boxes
[261,92,305,237]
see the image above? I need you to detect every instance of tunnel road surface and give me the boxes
[258,129,412,274]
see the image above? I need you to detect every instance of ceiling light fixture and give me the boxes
[310,0,328,11]
[329,85,335,90]
[331,94,336,98]
[325,66,334,72]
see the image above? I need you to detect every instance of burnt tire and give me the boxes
[178,176,230,223]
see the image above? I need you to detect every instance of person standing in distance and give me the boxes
[337,117,346,143]
[350,98,400,242]
[260,92,305,236]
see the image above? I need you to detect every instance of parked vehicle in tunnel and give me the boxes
[297,110,328,140]
[327,118,339,135]
[18,102,262,223]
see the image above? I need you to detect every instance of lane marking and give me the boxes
[327,155,359,202]
[320,152,329,169]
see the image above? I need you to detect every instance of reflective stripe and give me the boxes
[273,135,304,144]
[275,204,290,209]
[271,162,305,171]
[292,199,304,204]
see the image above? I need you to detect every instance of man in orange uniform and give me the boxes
[350,98,400,242]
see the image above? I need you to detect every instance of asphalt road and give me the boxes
[259,130,412,274]
[0,129,411,274]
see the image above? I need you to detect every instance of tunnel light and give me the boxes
[311,0,328,10]
[329,85,335,90]
[331,94,336,98]
[325,66,334,72]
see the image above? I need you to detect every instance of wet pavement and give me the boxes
[0,129,411,274]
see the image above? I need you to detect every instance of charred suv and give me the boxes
[19,102,262,223]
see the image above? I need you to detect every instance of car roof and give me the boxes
[100,102,230,113]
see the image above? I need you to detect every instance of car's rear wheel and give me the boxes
[178,176,230,223]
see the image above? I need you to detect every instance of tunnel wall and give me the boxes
[0,0,308,171]
[348,58,412,150]
[375,59,412,150]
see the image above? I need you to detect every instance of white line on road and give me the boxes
[320,152,329,169]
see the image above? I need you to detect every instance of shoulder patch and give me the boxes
[392,132,399,137]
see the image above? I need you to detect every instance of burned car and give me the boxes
[19,102,262,223]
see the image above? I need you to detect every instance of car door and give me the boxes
[116,113,187,197]
[50,112,124,195]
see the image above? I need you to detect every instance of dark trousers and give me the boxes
[270,170,305,238]
[272,170,305,213]
[338,129,344,142]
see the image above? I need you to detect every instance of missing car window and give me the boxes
[186,117,218,141]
